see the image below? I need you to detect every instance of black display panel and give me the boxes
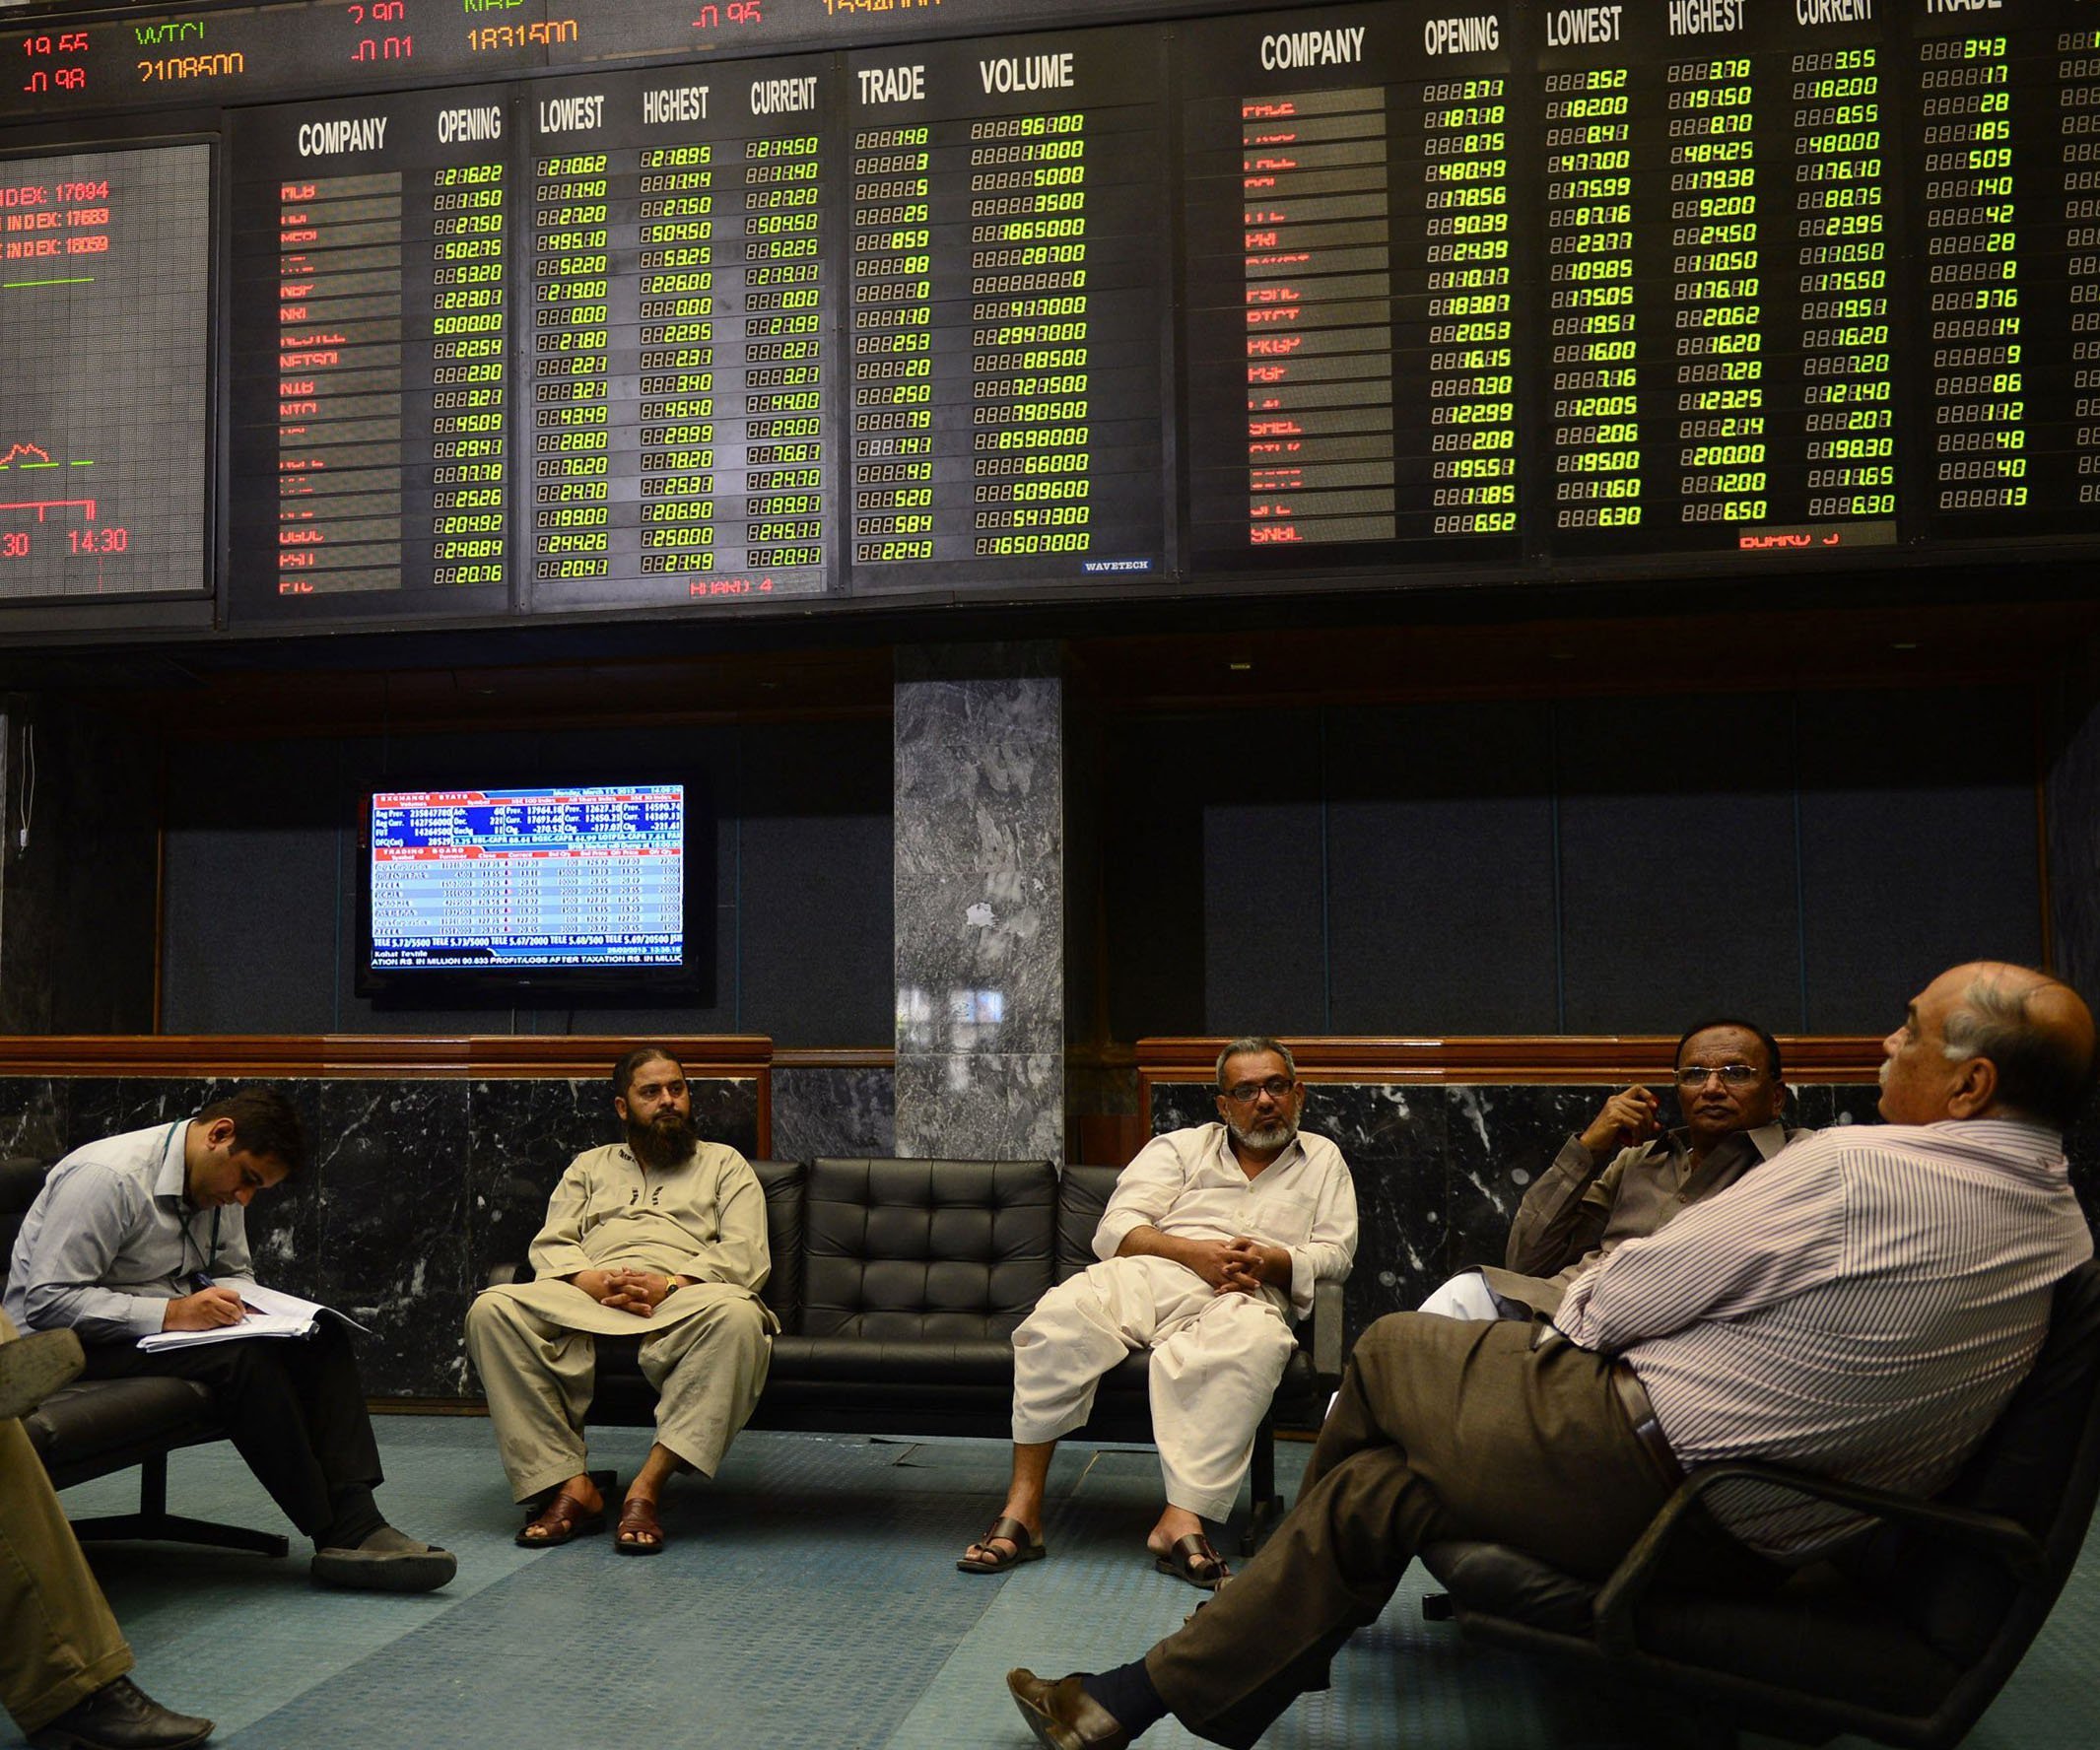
[18,0,2100,639]
[356,775,711,1007]
[1525,0,1902,558]
[0,142,209,600]
[226,87,513,621]
[1180,4,1521,572]
[1906,3,2092,541]
[521,57,841,610]
[0,0,1268,126]
[843,27,1169,591]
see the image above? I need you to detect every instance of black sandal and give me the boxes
[1153,1532,1231,1589]
[958,1514,1047,1573]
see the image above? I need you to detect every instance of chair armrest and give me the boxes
[488,1262,533,1288]
[1311,1278,1347,1386]
[1592,1460,2046,1656]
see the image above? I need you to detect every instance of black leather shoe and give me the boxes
[1006,1669,1132,1750]
[310,1523,457,1592]
[29,1677,213,1749]
[0,1327,83,1422]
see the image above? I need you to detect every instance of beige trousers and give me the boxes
[463,1284,772,1502]
[1011,1254,1298,1521]
[0,1312,133,1734]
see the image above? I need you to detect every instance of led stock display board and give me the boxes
[0,143,209,605]
[4,0,2099,630]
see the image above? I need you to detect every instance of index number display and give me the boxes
[0,145,209,601]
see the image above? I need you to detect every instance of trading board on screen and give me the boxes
[361,781,698,1002]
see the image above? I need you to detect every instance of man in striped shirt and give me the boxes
[1006,963,2096,1750]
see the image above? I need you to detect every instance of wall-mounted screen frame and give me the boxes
[355,775,711,1007]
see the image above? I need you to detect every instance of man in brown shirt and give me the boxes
[1419,1018,1800,1321]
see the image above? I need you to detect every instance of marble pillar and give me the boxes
[893,642,1063,1164]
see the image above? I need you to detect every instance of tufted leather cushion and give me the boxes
[751,1159,806,1330]
[801,1158,1055,1339]
[770,1335,1020,1384]
[1055,1163,1118,1282]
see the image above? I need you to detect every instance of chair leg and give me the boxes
[67,1453,291,1558]
[1242,1414,1284,1554]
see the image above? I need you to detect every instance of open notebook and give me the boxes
[137,1280,372,1352]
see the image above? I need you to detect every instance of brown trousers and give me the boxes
[1146,1313,1682,1748]
[0,1312,132,1734]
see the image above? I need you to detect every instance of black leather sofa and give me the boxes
[497,1157,1344,1542]
[0,1154,288,1556]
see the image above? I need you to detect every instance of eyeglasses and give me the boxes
[1220,1076,1296,1104]
[1674,1063,1765,1089]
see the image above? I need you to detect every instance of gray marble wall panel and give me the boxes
[894,1052,1062,1164]
[894,642,1063,1162]
[0,1078,65,1159]
[2,1073,758,1398]
[312,1080,472,1396]
[1148,1079,2030,1347]
[771,1065,895,1163]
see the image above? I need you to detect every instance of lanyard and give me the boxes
[169,1119,221,1285]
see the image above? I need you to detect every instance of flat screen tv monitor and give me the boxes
[355,780,707,1006]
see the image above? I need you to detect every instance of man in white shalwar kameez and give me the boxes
[465,1047,773,1554]
[959,1037,1356,1589]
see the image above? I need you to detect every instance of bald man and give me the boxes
[1009,963,2097,1750]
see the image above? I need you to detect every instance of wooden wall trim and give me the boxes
[771,1047,896,1068]
[0,1035,774,1079]
[1137,1035,1887,1090]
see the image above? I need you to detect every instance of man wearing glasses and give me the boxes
[1418,1019,1798,1323]
[959,1037,1356,1591]
[1008,966,2094,1749]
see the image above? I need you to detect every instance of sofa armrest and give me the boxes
[1311,1277,1346,1387]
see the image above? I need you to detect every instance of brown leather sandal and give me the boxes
[515,1492,604,1548]
[957,1514,1047,1573]
[1153,1532,1230,1589]
[614,1496,666,1556]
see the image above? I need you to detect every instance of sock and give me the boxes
[1080,1660,1168,1736]
[319,1485,384,1550]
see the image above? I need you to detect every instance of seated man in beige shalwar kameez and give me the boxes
[464,1046,773,1555]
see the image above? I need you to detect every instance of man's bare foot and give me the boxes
[1144,1506,1205,1558]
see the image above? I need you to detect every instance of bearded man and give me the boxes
[464,1046,773,1556]
[958,1037,1356,1591]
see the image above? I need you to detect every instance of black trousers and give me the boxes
[81,1319,382,1540]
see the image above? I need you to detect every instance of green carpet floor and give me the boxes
[21,1418,2099,1749]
